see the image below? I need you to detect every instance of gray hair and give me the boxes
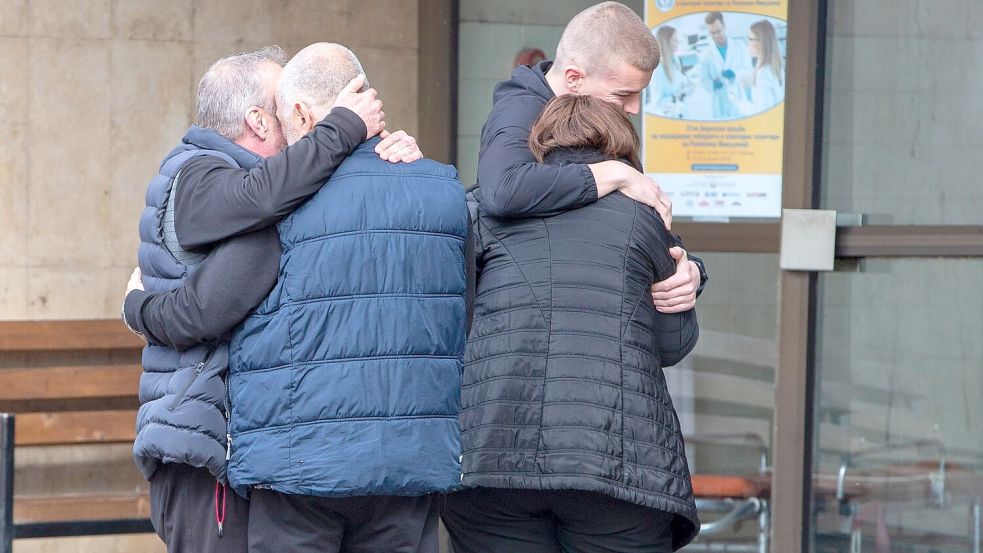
[195,45,287,141]
[276,43,366,121]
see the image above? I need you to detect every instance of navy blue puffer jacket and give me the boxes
[228,138,469,497]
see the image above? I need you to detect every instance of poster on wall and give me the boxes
[644,0,788,219]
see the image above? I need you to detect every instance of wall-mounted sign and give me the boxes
[644,0,788,219]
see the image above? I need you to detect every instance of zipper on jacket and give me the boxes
[224,375,233,461]
[168,346,215,411]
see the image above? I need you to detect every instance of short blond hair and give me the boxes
[555,2,660,73]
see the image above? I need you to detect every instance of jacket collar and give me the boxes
[182,125,263,169]
[544,147,638,171]
[498,60,556,104]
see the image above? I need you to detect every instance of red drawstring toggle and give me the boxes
[214,480,227,537]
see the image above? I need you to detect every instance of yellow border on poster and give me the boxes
[644,0,788,217]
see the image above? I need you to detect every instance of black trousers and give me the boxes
[149,462,250,553]
[248,489,439,553]
[442,488,675,553]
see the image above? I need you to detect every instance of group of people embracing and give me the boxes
[122,2,708,552]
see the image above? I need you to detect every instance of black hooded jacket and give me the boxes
[476,61,598,217]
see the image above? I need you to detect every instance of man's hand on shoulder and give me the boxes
[333,74,385,139]
[620,170,672,231]
[651,247,699,313]
[375,130,424,164]
[591,161,672,230]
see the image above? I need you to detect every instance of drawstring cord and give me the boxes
[214,479,227,537]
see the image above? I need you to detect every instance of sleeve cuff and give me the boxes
[579,164,599,206]
[122,289,150,337]
[326,106,367,144]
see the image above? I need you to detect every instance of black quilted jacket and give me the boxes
[461,149,700,550]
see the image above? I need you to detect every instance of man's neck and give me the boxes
[235,136,265,158]
[544,66,568,98]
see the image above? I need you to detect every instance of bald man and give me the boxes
[226,44,469,553]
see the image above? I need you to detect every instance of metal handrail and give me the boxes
[0,414,12,553]
[0,413,152,548]
[687,433,771,553]
[696,498,763,536]
[835,439,947,507]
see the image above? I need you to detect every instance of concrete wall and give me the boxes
[0,2,419,550]
[0,0,420,321]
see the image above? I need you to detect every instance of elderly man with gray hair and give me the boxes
[223,42,469,553]
[122,45,422,553]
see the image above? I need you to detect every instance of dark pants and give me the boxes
[149,463,249,553]
[248,489,439,553]
[442,488,675,553]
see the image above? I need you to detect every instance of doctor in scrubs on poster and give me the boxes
[698,11,752,120]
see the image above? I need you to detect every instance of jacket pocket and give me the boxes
[168,346,215,411]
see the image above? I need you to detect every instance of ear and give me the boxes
[292,102,317,135]
[562,65,587,94]
[244,107,272,140]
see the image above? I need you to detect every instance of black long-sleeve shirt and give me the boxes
[123,108,366,349]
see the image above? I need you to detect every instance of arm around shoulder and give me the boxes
[174,108,366,250]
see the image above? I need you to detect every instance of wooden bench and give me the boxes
[0,320,151,548]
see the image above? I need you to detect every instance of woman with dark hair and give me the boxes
[443,94,700,552]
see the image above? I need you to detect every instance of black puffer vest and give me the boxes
[461,149,701,549]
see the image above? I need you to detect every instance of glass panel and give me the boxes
[810,259,983,552]
[675,253,779,551]
[820,0,983,224]
[456,0,644,187]
[456,6,781,549]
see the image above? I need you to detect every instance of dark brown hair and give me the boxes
[705,11,724,25]
[529,95,641,170]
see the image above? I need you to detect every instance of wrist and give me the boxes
[690,256,709,297]
[327,106,368,142]
[590,160,630,198]
[122,290,149,338]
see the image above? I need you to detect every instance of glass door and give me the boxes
[811,259,983,552]
[808,1,983,551]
